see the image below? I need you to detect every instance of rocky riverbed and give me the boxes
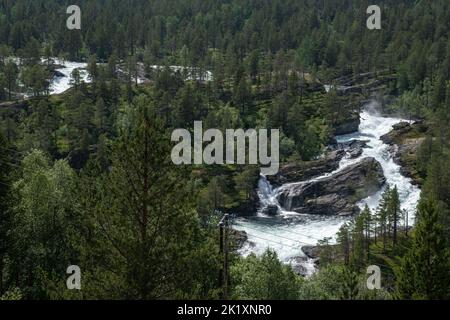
[277,157,385,216]
[233,103,421,277]
[380,121,427,185]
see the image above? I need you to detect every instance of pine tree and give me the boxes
[94,97,108,133]
[360,205,372,260]
[4,61,18,100]
[337,223,350,265]
[340,266,359,300]
[69,68,81,91]
[351,213,365,270]
[395,198,450,299]
[388,185,401,248]
[80,96,217,299]
[376,186,391,252]
[0,132,12,295]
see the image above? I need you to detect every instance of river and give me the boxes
[232,100,421,276]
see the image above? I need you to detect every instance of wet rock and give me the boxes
[267,150,345,186]
[327,139,370,159]
[53,70,65,78]
[262,204,279,216]
[277,157,385,216]
[230,229,248,250]
[290,256,311,277]
[347,140,369,158]
[380,121,411,145]
[381,122,428,185]
[302,245,320,259]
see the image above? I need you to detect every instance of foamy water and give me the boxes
[232,101,421,275]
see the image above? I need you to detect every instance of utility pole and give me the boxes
[218,217,224,291]
[218,213,229,300]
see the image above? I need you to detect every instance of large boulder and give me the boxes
[277,157,385,216]
[301,245,320,259]
[267,150,345,186]
[230,229,249,250]
[289,256,311,277]
[380,121,411,145]
[327,139,370,159]
[381,121,428,185]
[262,204,279,216]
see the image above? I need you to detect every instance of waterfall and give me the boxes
[233,100,421,276]
[256,175,277,215]
[48,59,90,95]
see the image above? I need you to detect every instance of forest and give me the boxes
[0,0,449,300]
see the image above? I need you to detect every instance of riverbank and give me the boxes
[232,101,422,276]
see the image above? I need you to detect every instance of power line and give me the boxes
[238,231,302,250]
[229,213,340,242]
[218,213,229,300]
[232,220,322,245]
[231,221,415,264]
[275,226,329,242]
[231,225,311,246]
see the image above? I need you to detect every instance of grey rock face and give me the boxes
[277,157,385,216]
[267,150,346,186]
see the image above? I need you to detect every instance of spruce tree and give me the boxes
[388,186,401,248]
[395,198,450,299]
[0,132,12,295]
[376,186,391,252]
[351,213,365,270]
[340,266,359,300]
[80,96,218,299]
[360,205,372,260]
[337,223,350,265]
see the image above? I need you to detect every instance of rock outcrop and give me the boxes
[277,157,385,216]
[301,245,320,259]
[381,121,428,185]
[290,256,311,276]
[267,150,346,186]
[262,204,279,216]
[380,122,411,145]
[327,139,370,159]
[230,229,249,249]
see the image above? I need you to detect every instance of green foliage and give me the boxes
[298,264,392,300]
[234,166,259,201]
[0,287,22,300]
[0,0,448,301]
[73,96,219,299]
[21,64,50,96]
[231,250,302,300]
[395,198,450,299]
[8,150,80,298]
[0,131,13,295]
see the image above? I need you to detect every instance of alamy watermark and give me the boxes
[171,121,279,175]
[366,265,381,290]
[66,5,81,30]
[66,265,81,290]
[367,5,381,30]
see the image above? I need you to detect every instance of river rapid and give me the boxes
[232,101,421,276]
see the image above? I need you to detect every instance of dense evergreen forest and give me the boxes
[0,0,449,300]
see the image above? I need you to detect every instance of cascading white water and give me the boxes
[256,176,278,215]
[232,100,421,275]
[49,59,90,95]
[48,58,148,95]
